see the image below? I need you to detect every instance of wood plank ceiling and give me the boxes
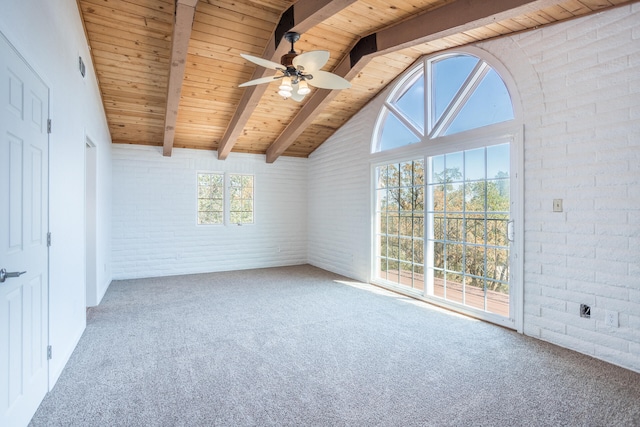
[77,0,634,162]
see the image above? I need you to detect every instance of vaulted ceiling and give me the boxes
[77,0,632,162]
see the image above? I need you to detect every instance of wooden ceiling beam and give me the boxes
[265,0,564,163]
[216,0,358,160]
[163,0,198,157]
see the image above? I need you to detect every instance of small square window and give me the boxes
[197,173,254,226]
[197,173,224,225]
[229,174,254,224]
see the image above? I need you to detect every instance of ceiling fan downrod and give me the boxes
[280,31,300,69]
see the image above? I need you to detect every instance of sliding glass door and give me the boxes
[372,50,521,328]
[374,140,515,325]
[425,143,510,317]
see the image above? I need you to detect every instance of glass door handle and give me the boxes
[507,220,515,242]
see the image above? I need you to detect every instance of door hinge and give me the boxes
[47,345,52,360]
[47,232,52,247]
[47,119,52,134]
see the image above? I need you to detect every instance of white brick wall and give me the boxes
[309,5,640,372]
[112,145,308,279]
[504,5,640,372]
[307,105,377,282]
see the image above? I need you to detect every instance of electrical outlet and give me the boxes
[580,304,591,318]
[604,310,618,327]
[553,199,563,212]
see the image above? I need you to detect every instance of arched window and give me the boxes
[373,53,515,153]
[372,50,521,331]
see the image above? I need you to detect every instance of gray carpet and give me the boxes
[30,265,640,426]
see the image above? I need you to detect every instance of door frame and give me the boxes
[85,137,97,307]
[370,126,524,332]
[419,131,524,331]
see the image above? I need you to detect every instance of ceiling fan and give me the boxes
[239,31,351,101]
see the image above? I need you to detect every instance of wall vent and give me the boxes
[78,56,86,78]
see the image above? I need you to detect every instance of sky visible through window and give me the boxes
[433,55,478,124]
[445,69,514,135]
[379,112,420,151]
[395,76,424,132]
[376,54,514,152]
[431,143,510,182]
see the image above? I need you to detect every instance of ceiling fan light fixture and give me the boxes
[297,80,311,95]
[278,76,293,99]
[279,76,293,91]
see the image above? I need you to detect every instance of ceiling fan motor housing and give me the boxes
[280,51,312,84]
[280,52,297,68]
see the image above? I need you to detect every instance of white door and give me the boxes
[0,33,49,427]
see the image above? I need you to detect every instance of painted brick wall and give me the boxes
[307,106,377,282]
[112,145,308,279]
[497,5,640,372]
[309,5,640,372]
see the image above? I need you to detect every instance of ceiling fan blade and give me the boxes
[240,54,283,70]
[292,50,330,72]
[290,84,306,102]
[238,75,281,88]
[307,70,351,90]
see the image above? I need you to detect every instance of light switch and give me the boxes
[553,199,563,212]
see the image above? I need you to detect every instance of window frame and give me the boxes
[374,159,426,290]
[386,65,425,138]
[372,47,520,155]
[369,47,524,332]
[428,55,489,138]
[196,171,255,226]
[229,173,255,226]
[196,171,225,226]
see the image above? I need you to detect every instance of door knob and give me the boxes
[0,268,27,283]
